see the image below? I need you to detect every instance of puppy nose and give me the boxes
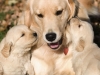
[33,32,37,37]
[46,33,56,42]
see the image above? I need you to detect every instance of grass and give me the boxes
[0,23,14,42]
[0,29,8,41]
[0,12,6,21]
[0,11,14,42]
[0,12,7,42]
[0,11,14,20]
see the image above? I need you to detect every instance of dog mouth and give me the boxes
[47,38,63,49]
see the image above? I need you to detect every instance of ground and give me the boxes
[0,0,100,47]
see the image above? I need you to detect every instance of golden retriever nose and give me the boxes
[46,33,56,42]
[33,32,37,37]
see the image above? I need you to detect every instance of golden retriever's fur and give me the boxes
[31,45,75,75]
[24,0,90,44]
[0,25,37,75]
[78,0,99,15]
[66,18,100,75]
[17,0,93,75]
[23,0,82,74]
[17,0,99,75]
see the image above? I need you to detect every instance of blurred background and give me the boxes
[0,0,100,47]
[0,0,24,41]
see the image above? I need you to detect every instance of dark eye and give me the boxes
[21,33,25,37]
[55,10,63,16]
[78,24,82,28]
[37,14,44,18]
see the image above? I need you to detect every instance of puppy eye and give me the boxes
[55,10,63,16]
[37,14,44,18]
[21,33,25,37]
[78,24,82,28]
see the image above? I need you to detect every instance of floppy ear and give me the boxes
[67,0,78,20]
[17,8,31,27]
[1,42,12,58]
[17,0,33,27]
[24,0,39,28]
[75,39,85,52]
[24,3,32,27]
[17,1,31,26]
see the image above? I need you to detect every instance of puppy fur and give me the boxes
[66,18,100,75]
[0,25,37,75]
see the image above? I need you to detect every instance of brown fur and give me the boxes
[1,43,12,58]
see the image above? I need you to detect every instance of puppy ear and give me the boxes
[75,39,85,52]
[67,0,78,20]
[1,42,12,58]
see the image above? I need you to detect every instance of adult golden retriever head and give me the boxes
[66,18,94,52]
[0,25,37,57]
[25,0,78,50]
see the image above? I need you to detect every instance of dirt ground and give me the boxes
[0,0,100,47]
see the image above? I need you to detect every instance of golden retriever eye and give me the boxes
[78,24,82,28]
[21,33,25,37]
[55,10,63,16]
[37,14,44,18]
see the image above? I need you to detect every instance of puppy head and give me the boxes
[26,0,77,50]
[1,25,37,57]
[66,18,94,52]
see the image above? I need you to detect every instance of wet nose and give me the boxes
[46,33,56,42]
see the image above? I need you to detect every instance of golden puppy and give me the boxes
[0,25,37,75]
[66,18,100,75]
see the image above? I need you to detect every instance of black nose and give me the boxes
[46,33,56,42]
[33,32,37,37]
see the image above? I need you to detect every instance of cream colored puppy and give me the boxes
[0,25,37,75]
[66,18,100,75]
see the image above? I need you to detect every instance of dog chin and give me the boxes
[47,37,63,50]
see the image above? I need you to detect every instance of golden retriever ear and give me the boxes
[67,0,77,20]
[17,6,31,28]
[75,39,85,52]
[24,5,32,28]
[24,1,38,28]
[1,43,12,58]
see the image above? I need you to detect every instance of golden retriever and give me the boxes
[0,25,37,75]
[26,0,89,48]
[17,0,99,74]
[17,0,94,75]
[16,0,100,75]
[66,18,100,75]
